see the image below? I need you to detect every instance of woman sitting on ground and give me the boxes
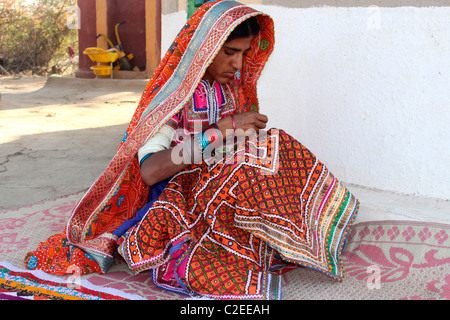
[25,0,359,300]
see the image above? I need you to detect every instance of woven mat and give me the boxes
[1,193,450,300]
[283,220,450,299]
[0,193,179,300]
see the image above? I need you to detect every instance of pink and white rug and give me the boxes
[1,193,450,300]
[283,220,450,300]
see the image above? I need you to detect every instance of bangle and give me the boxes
[197,124,222,152]
[230,114,236,132]
[204,123,221,145]
[210,123,222,140]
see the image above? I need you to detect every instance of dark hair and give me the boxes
[226,16,260,42]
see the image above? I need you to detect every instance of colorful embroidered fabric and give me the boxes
[118,129,358,299]
[0,262,140,300]
[24,233,103,275]
[24,0,359,300]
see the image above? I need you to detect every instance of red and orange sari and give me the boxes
[25,0,359,299]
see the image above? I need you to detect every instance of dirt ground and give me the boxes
[0,75,148,210]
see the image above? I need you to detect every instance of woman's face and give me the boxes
[203,35,254,85]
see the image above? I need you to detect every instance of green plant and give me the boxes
[0,0,78,75]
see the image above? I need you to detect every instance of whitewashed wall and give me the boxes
[162,6,450,200]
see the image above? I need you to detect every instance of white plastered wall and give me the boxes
[161,5,450,200]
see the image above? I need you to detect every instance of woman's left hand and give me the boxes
[216,112,268,137]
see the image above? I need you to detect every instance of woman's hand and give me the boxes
[216,112,268,137]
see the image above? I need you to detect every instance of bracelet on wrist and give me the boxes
[194,124,222,153]
[230,114,236,132]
